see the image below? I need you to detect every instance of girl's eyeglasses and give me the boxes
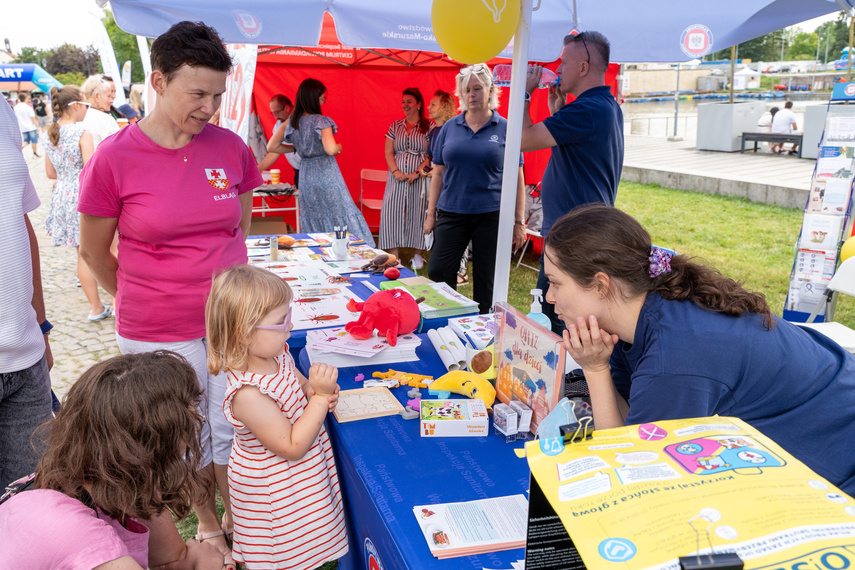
[255,310,292,331]
[68,101,91,108]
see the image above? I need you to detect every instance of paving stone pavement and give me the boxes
[22,146,120,401]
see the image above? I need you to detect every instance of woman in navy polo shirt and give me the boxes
[424,64,526,314]
[543,204,855,495]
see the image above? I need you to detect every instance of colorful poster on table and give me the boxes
[494,302,565,433]
[525,416,855,570]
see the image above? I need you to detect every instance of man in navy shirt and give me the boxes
[521,31,624,333]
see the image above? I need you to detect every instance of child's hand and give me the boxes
[327,385,340,412]
[562,315,618,374]
[309,362,339,397]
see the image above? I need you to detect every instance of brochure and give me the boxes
[413,495,529,559]
[290,287,362,331]
[383,282,479,319]
[494,302,565,434]
[798,214,844,251]
[253,260,343,288]
[524,416,855,570]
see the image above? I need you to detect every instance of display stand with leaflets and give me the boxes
[784,83,855,323]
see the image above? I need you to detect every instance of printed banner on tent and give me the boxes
[221,43,257,144]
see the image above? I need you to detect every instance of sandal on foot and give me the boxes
[88,305,113,322]
[457,271,469,285]
[195,530,236,570]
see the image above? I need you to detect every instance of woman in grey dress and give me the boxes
[285,78,375,246]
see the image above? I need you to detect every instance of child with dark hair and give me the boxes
[543,204,855,494]
[0,351,224,569]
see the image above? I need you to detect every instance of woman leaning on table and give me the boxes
[78,21,262,570]
[543,204,855,495]
[424,64,526,314]
[378,87,434,267]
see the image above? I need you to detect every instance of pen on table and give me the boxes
[464,332,478,349]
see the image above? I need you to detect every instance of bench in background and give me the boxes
[741,132,803,153]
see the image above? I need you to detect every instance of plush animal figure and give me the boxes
[428,370,497,410]
[345,289,422,346]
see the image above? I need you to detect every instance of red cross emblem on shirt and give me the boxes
[205,169,230,191]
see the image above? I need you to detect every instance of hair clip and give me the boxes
[649,245,676,278]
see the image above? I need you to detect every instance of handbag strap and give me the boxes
[0,473,37,506]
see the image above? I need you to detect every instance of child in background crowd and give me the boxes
[206,265,347,570]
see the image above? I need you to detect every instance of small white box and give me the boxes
[509,400,533,433]
[493,403,518,437]
[420,399,489,437]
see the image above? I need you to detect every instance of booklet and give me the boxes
[447,314,497,350]
[524,416,855,570]
[253,260,343,288]
[798,214,844,251]
[494,302,565,434]
[382,281,479,319]
[290,288,363,331]
[413,495,529,559]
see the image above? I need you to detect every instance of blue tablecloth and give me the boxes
[251,234,478,352]
[297,336,529,570]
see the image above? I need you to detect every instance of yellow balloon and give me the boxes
[841,236,855,261]
[432,0,520,64]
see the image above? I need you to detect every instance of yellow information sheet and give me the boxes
[526,416,855,570]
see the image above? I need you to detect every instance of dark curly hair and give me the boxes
[151,21,232,83]
[544,204,774,330]
[34,351,209,522]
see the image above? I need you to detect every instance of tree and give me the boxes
[44,44,100,76]
[15,47,48,66]
[817,16,850,63]
[102,10,145,83]
[54,72,88,87]
[787,31,817,60]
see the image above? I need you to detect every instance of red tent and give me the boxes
[250,13,618,228]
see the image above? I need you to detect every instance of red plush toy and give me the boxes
[345,289,422,346]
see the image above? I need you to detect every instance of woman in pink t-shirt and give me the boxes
[79,21,262,569]
[0,352,223,569]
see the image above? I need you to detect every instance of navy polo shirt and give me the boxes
[540,85,624,236]
[433,111,524,215]
[610,292,855,494]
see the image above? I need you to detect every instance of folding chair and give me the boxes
[798,256,855,353]
[359,169,388,235]
[515,228,543,271]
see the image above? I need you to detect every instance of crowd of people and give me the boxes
[2,17,855,570]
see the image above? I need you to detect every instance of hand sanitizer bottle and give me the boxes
[527,288,551,329]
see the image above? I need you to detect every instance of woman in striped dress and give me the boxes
[379,88,434,267]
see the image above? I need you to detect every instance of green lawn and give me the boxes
[180,179,850,568]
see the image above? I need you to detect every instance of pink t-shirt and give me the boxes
[0,489,149,568]
[79,123,263,341]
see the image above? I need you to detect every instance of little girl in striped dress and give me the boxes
[206,264,348,570]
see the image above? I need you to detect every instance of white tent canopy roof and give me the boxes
[105,0,846,63]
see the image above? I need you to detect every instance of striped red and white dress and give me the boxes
[223,352,348,570]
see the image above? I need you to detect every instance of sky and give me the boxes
[0,0,846,54]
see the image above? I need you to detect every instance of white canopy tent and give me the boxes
[102,0,851,307]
